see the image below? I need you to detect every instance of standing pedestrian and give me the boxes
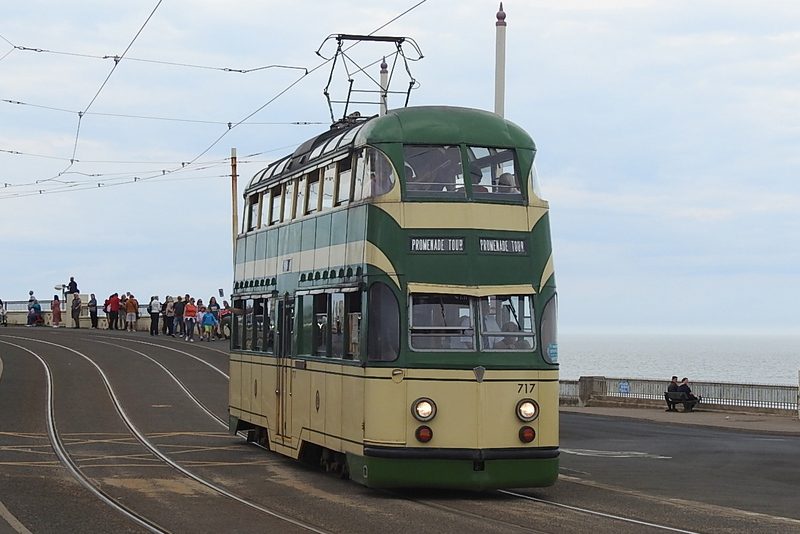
[149,295,161,336]
[195,299,204,339]
[165,296,175,337]
[71,293,81,328]
[173,295,185,337]
[108,293,120,330]
[183,297,197,342]
[88,293,98,328]
[51,295,62,327]
[207,297,221,338]
[160,298,168,335]
[126,294,139,332]
[201,309,219,342]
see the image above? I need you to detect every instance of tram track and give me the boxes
[0,332,737,533]
[498,489,699,534]
[97,335,703,533]
[0,339,171,534]
[1,334,331,534]
[389,486,699,534]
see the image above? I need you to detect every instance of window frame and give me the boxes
[407,293,537,352]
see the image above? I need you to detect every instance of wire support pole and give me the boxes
[231,148,238,268]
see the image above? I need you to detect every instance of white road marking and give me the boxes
[562,448,671,459]
[0,501,33,534]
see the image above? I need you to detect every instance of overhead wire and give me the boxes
[1,0,429,199]
[182,0,429,167]
[2,98,325,126]
[42,0,165,185]
[10,44,309,75]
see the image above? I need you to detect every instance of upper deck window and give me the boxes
[283,180,296,221]
[306,172,320,214]
[467,147,523,200]
[296,177,307,218]
[354,147,395,201]
[403,145,465,199]
[337,158,352,205]
[246,193,260,232]
[337,124,364,149]
[321,164,336,210]
[268,185,282,225]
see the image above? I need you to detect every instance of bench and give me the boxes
[664,391,699,412]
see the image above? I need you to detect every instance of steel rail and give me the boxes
[0,339,171,534]
[500,490,699,534]
[3,335,330,534]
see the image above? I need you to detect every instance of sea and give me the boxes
[558,333,800,386]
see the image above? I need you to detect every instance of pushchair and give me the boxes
[27,309,44,326]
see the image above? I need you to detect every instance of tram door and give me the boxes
[275,297,294,445]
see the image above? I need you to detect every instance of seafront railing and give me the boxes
[560,376,799,414]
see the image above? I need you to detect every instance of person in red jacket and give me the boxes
[107,293,121,330]
[183,297,198,342]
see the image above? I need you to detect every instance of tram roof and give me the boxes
[247,105,535,190]
[357,106,535,149]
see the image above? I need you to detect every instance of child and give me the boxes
[201,307,218,341]
[196,306,205,339]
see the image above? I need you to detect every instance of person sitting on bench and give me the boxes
[665,376,680,411]
[678,378,701,403]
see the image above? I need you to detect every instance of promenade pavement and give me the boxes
[561,405,800,435]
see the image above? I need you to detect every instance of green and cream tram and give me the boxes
[229,105,559,489]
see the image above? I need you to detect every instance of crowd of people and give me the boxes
[103,292,231,342]
[16,277,230,342]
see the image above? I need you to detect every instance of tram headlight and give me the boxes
[411,397,437,422]
[516,399,539,422]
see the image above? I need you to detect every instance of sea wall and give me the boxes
[561,376,800,417]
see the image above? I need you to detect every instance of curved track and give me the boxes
[1,334,329,534]
[2,329,798,534]
[0,339,170,534]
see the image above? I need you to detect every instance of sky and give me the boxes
[1,1,798,335]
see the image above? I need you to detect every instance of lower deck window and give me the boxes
[410,293,536,352]
[306,291,361,360]
[231,297,276,353]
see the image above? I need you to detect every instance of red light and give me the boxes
[415,425,433,443]
[519,426,535,443]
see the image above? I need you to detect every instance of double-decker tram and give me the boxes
[229,105,559,489]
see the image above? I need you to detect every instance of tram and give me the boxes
[229,105,559,489]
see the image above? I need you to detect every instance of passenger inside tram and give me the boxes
[494,322,532,350]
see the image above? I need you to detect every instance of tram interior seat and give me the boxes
[496,172,519,194]
[481,315,502,349]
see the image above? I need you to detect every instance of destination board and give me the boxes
[409,237,465,253]
[479,238,527,254]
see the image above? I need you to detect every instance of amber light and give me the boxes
[415,425,433,443]
[519,426,535,443]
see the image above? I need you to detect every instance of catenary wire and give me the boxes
[56,0,165,176]
[2,0,428,198]
[182,0,429,166]
[1,98,325,126]
[11,44,308,75]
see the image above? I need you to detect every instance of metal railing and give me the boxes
[2,300,150,318]
[559,380,579,400]
[602,377,798,411]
